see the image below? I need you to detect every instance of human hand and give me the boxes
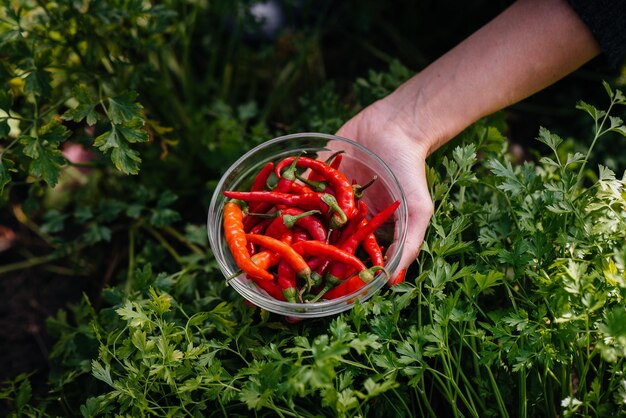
[336,98,435,283]
[334,0,601,286]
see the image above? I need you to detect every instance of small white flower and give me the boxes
[561,396,582,409]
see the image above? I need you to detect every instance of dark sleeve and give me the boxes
[567,0,626,67]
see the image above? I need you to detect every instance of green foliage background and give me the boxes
[0,0,625,417]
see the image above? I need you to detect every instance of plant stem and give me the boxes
[12,204,56,246]
[576,97,615,185]
[453,323,486,412]
[519,366,527,418]
[162,225,204,255]
[486,366,510,418]
[141,224,183,264]
[416,384,438,418]
[0,252,58,275]
[440,331,479,418]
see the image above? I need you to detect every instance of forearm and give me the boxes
[386,0,600,154]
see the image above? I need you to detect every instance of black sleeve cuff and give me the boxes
[567,0,626,67]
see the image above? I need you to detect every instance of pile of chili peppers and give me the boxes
[222,152,401,303]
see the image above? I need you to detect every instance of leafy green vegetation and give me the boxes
[1,1,626,417]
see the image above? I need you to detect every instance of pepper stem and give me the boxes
[358,265,388,283]
[225,269,243,282]
[245,211,278,218]
[324,150,345,164]
[283,288,298,303]
[305,274,342,303]
[295,172,327,192]
[282,210,320,228]
[353,175,378,199]
[321,193,347,229]
[281,153,303,181]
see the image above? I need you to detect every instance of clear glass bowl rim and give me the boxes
[207,132,408,318]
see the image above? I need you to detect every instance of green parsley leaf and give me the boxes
[24,68,52,98]
[111,145,142,175]
[150,207,181,227]
[576,100,606,122]
[61,85,99,126]
[536,126,563,155]
[91,361,114,388]
[487,158,524,195]
[84,223,112,243]
[107,91,143,124]
[94,120,148,175]
[15,378,32,411]
[117,118,149,143]
[41,210,68,234]
[79,397,103,418]
[40,119,71,147]
[20,135,66,186]
[18,121,71,186]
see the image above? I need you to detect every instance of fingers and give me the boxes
[336,105,435,287]
[397,198,433,269]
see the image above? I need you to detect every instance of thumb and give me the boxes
[389,175,434,284]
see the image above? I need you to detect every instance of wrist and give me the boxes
[381,72,463,157]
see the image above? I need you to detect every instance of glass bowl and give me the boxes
[207,132,407,318]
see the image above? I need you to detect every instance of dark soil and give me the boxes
[0,269,78,381]
[0,224,100,413]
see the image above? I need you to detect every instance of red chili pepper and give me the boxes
[245,233,312,282]
[248,218,272,235]
[295,173,327,193]
[275,156,355,228]
[387,268,407,286]
[329,152,343,170]
[277,259,298,303]
[243,202,275,231]
[251,162,274,192]
[296,153,344,192]
[307,151,343,182]
[276,154,314,195]
[306,256,325,271]
[246,241,256,256]
[311,266,383,302]
[327,200,400,280]
[224,190,328,213]
[288,182,314,195]
[339,200,400,252]
[362,232,384,271]
[292,226,309,244]
[262,209,319,243]
[300,256,328,289]
[280,208,326,242]
[223,201,273,281]
[246,162,276,215]
[322,275,367,300]
[291,240,367,273]
[292,240,382,302]
[338,231,384,278]
[248,274,285,301]
[246,218,272,254]
[331,200,368,244]
[264,213,300,240]
[315,257,331,273]
[250,250,281,271]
